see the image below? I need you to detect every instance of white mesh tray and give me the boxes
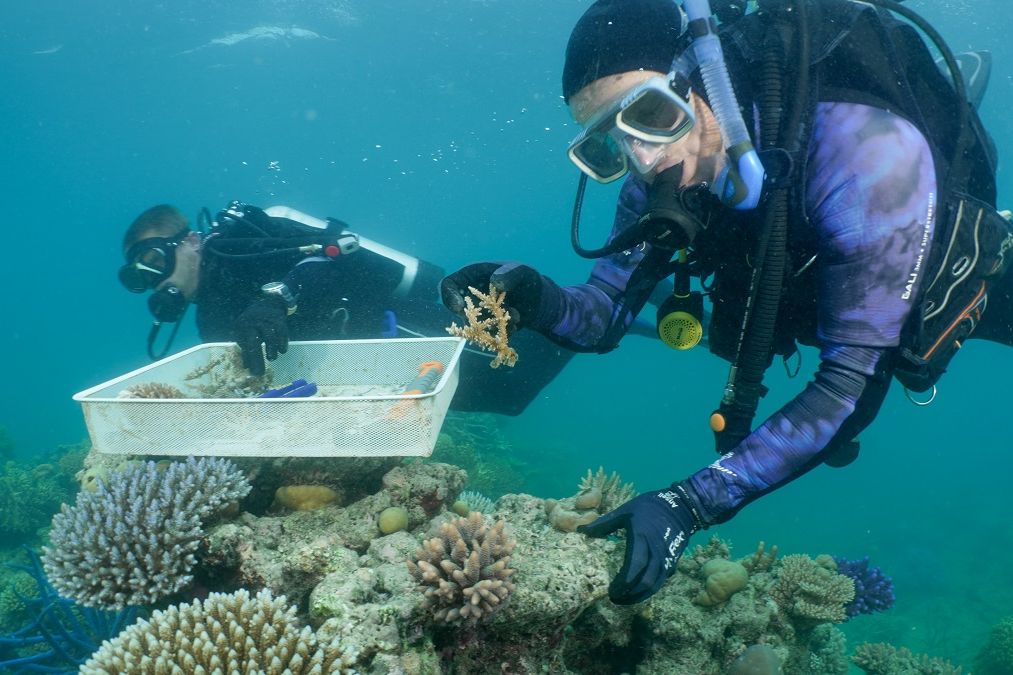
[73,338,465,458]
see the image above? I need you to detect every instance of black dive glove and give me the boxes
[578,483,702,605]
[235,296,290,376]
[440,262,563,332]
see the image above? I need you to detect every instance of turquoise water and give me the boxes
[0,0,1010,669]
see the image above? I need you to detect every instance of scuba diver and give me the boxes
[118,201,574,415]
[442,0,1013,604]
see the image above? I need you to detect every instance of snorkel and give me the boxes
[682,0,764,209]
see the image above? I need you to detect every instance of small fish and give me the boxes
[32,45,63,55]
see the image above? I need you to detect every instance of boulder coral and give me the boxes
[273,484,340,511]
[694,558,749,606]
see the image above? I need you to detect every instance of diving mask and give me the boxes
[567,74,696,183]
[118,228,191,293]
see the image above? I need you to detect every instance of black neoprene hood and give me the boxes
[562,0,686,103]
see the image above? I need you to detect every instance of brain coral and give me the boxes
[407,511,516,625]
[79,588,356,674]
[43,456,250,609]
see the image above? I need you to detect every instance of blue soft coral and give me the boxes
[0,548,141,673]
[833,556,895,618]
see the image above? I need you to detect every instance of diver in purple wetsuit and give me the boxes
[443,0,1012,604]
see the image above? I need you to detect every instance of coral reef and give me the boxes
[79,588,356,674]
[769,554,855,629]
[544,466,636,532]
[853,642,963,674]
[0,460,75,541]
[446,284,518,368]
[639,537,852,674]
[453,489,495,515]
[407,511,517,625]
[0,549,142,673]
[833,556,896,618]
[974,615,1013,675]
[43,457,250,609]
[193,460,862,673]
[116,382,187,398]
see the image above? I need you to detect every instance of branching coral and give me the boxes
[578,466,636,512]
[453,490,496,515]
[79,588,357,674]
[407,511,516,625]
[769,554,855,628]
[184,345,273,397]
[833,556,895,618]
[43,457,250,609]
[741,540,779,573]
[974,615,1013,675]
[446,284,518,368]
[545,466,636,533]
[853,642,963,675]
[116,382,186,399]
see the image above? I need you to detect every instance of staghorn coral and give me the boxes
[741,540,779,573]
[454,489,496,515]
[770,554,855,628]
[79,588,356,674]
[578,466,636,512]
[407,511,516,625]
[116,382,186,399]
[184,345,273,397]
[446,284,518,368]
[545,466,636,532]
[43,457,250,609]
[853,642,963,675]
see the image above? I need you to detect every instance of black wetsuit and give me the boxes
[195,202,573,415]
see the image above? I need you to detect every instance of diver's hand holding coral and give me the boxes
[235,296,290,376]
[578,484,701,605]
[441,262,562,331]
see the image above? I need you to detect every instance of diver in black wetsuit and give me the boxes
[118,201,573,415]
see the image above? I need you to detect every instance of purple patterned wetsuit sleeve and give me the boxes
[542,175,651,351]
[686,102,938,524]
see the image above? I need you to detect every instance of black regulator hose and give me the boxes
[715,0,810,453]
